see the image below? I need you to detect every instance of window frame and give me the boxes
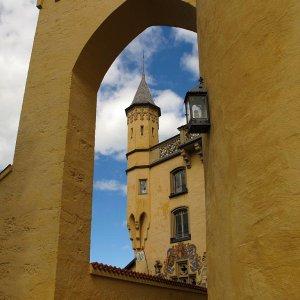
[169,167,188,198]
[139,179,147,195]
[170,207,191,243]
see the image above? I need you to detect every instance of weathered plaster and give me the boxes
[1,0,299,298]
[197,0,300,298]
[0,1,197,299]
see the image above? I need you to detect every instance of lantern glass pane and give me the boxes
[189,96,207,120]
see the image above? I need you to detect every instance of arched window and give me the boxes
[171,207,190,243]
[170,167,187,197]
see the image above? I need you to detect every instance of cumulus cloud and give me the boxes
[172,28,199,78]
[123,26,166,68]
[153,89,186,141]
[94,179,127,195]
[0,0,38,170]
[95,27,192,160]
[0,4,199,169]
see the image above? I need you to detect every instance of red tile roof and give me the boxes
[90,262,207,293]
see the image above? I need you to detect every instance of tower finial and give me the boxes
[142,51,145,77]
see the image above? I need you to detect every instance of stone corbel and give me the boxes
[140,221,150,250]
[135,221,140,240]
[194,142,203,161]
[181,149,191,169]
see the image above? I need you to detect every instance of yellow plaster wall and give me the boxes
[2,0,299,298]
[0,0,197,299]
[150,155,206,273]
[127,169,151,227]
[197,0,300,298]
[89,271,207,300]
[141,154,206,278]
[127,106,159,152]
[127,152,150,168]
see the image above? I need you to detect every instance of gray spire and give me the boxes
[125,56,161,116]
[131,73,156,105]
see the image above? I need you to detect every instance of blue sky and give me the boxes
[0,2,199,268]
[92,26,199,267]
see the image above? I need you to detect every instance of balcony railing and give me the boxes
[150,126,201,164]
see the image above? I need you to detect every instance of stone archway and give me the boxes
[0,1,199,299]
[1,0,299,299]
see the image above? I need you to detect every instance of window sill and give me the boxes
[170,234,191,243]
[169,189,188,199]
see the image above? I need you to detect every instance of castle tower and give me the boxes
[124,72,207,282]
[125,71,161,152]
[125,71,161,273]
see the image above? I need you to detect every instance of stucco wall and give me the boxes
[0,0,197,299]
[1,0,299,298]
[144,154,206,277]
[197,0,300,298]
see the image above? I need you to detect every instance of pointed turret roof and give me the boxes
[125,70,161,116]
[131,72,156,106]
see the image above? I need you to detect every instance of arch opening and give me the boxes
[54,0,203,294]
[73,0,196,92]
[90,25,201,268]
[66,0,198,270]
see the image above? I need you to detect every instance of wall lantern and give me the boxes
[184,77,210,133]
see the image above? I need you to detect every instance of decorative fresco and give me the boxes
[163,242,202,276]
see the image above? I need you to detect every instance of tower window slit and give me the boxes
[140,125,144,136]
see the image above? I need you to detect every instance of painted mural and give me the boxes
[163,242,203,278]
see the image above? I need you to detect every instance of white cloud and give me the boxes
[172,28,199,78]
[94,179,127,195]
[96,78,186,159]
[95,27,190,160]
[154,89,182,114]
[0,5,198,168]
[123,26,165,67]
[153,89,186,141]
[0,1,38,170]
[95,28,166,160]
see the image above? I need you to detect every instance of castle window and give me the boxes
[139,179,147,194]
[131,128,133,138]
[171,207,190,243]
[140,125,144,136]
[170,168,187,197]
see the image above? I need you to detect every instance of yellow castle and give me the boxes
[125,70,207,287]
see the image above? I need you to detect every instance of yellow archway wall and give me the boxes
[0,1,200,299]
[197,0,300,299]
[0,0,300,299]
